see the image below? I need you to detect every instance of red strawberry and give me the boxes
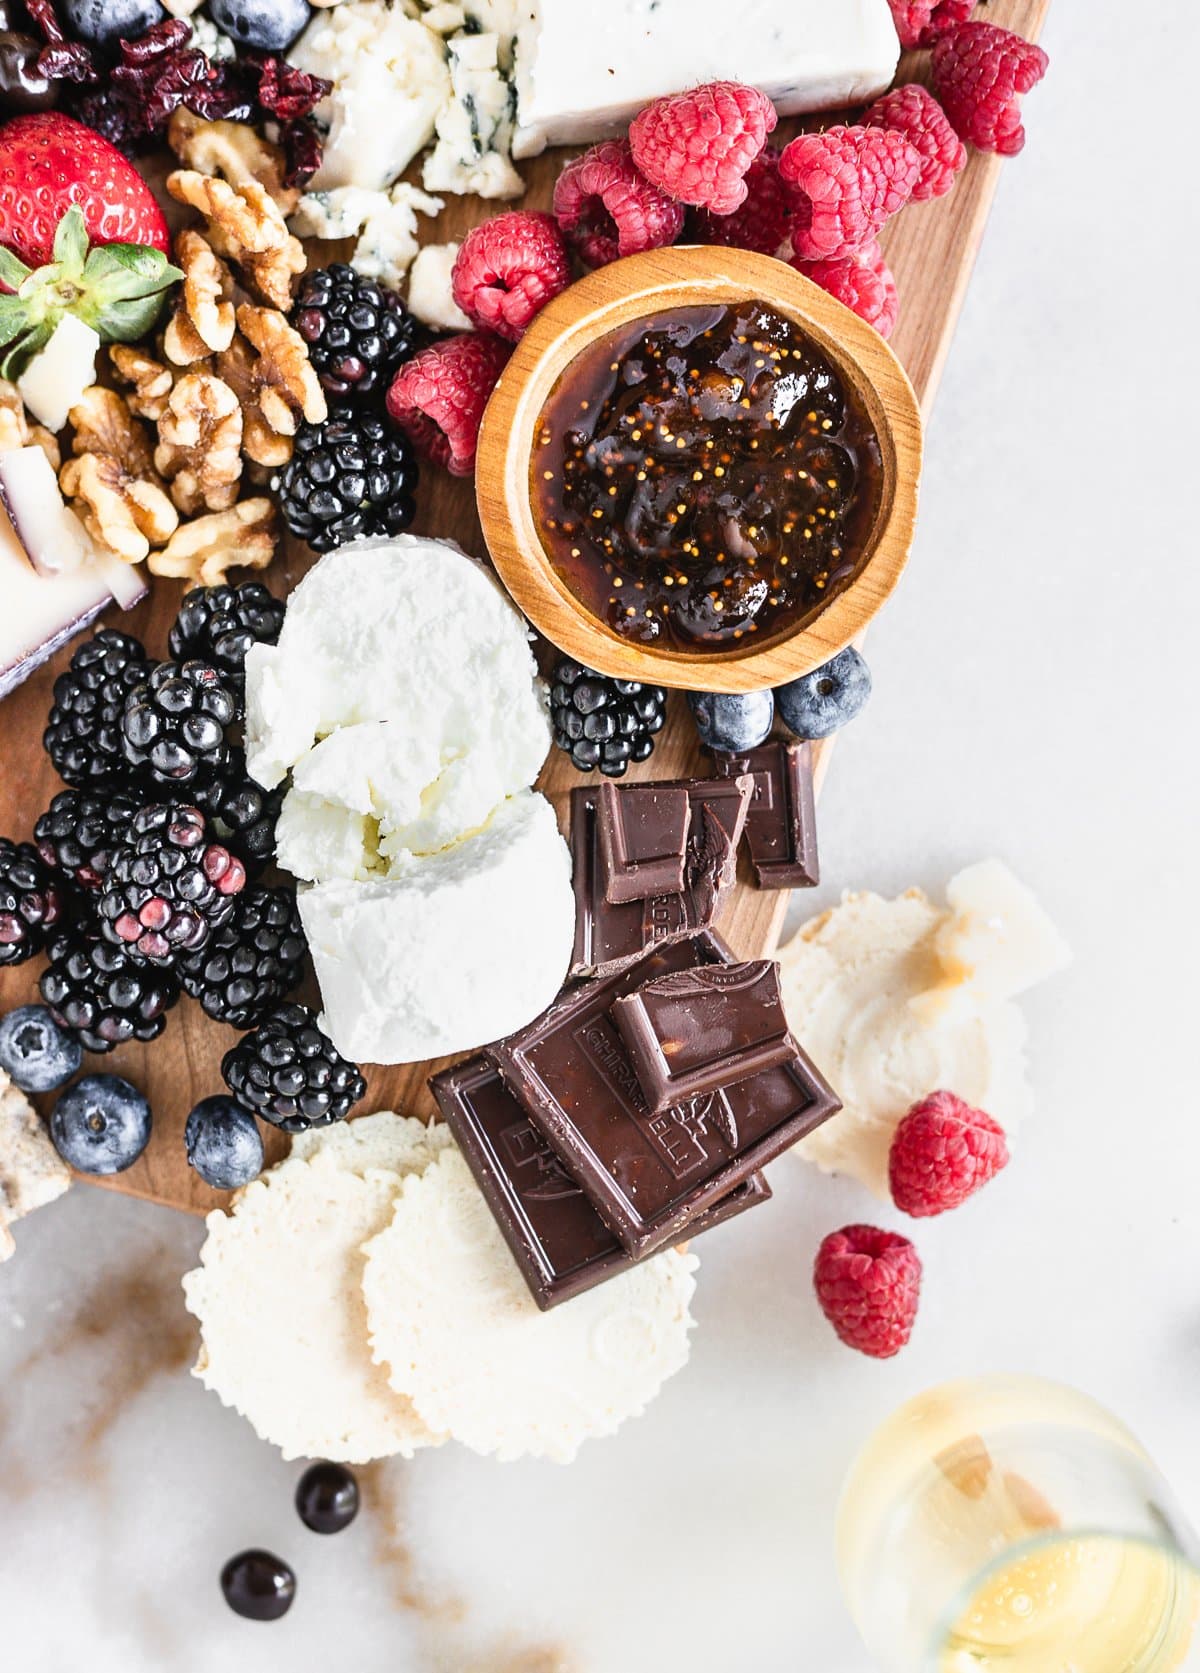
[0,113,169,272]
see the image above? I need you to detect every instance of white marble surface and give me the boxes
[4,6,1200,1668]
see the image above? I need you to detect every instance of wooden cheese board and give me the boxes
[0,0,1049,1216]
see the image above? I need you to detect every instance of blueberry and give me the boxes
[185,1096,264,1190]
[60,0,166,46]
[775,647,872,741]
[0,1005,82,1093]
[688,689,775,754]
[208,0,313,51]
[295,1461,359,1534]
[50,1074,151,1175]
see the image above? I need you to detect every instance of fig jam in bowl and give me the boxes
[477,247,922,694]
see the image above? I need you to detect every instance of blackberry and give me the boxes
[273,407,419,554]
[293,264,419,402]
[195,767,283,875]
[121,660,240,790]
[40,926,181,1054]
[548,658,667,777]
[168,583,286,686]
[178,885,307,1028]
[35,789,139,893]
[44,630,151,792]
[0,840,64,968]
[97,803,247,965]
[222,1002,365,1133]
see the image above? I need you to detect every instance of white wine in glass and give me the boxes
[837,1376,1200,1672]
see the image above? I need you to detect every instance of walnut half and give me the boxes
[168,109,299,215]
[148,498,277,587]
[167,169,306,311]
[154,371,244,516]
[163,229,237,367]
[217,306,327,469]
[61,388,178,563]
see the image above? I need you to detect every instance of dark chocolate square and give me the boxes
[611,959,798,1115]
[570,775,752,976]
[712,741,819,889]
[493,932,840,1258]
[431,1052,770,1309]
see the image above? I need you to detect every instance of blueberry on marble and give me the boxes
[60,0,166,46]
[49,1074,151,1175]
[208,0,313,52]
[0,1004,82,1093]
[775,647,872,741]
[220,1550,296,1622]
[687,689,775,754]
[295,1461,359,1534]
[185,1095,264,1191]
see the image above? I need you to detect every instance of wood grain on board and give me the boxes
[0,0,1050,1215]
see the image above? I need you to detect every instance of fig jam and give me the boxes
[532,301,883,652]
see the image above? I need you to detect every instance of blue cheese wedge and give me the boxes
[511,0,900,157]
[291,2,452,192]
[292,184,444,290]
[407,242,472,332]
[423,28,524,200]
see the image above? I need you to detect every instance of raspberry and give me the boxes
[863,84,966,201]
[451,211,572,344]
[386,331,510,478]
[885,0,975,50]
[629,81,777,216]
[553,140,685,269]
[792,241,900,339]
[813,1225,921,1359]
[691,145,792,257]
[888,1091,1009,1218]
[931,22,1048,156]
[781,125,922,262]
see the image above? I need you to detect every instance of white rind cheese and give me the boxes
[182,1118,450,1463]
[363,1147,700,1463]
[0,1070,71,1262]
[511,0,900,158]
[299,790,574,1063]
[292,2,452,192]
[17,316,101,433]
[0,513,146,699]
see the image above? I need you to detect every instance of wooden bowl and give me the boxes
[476,246,923,693]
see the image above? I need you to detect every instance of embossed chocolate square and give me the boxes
[611,959,799,1115]
[430,1051,771,1309]
[569,775,752,977]
[711,741,819,889]
[493,931,840,1258]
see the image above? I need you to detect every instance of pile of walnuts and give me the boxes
[57,111,328,587]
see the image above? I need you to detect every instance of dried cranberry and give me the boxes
[279,116,323,189]
[114,16,190,62]
[239,51,330,121]
[26,0,98,83]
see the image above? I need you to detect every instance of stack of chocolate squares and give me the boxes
[433,758,839,1310]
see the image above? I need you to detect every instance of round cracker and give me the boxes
[362,1147,699,1463]
[183,1123,448,1463]
[288,1110,454,1174]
